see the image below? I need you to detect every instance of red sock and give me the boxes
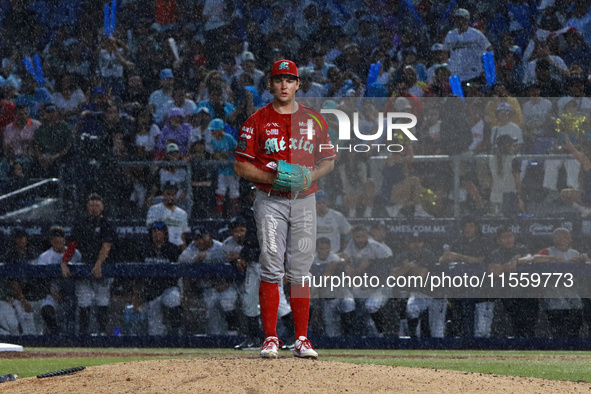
[259,281,279,338]
[215,194,224,214]
[290,283,310,339]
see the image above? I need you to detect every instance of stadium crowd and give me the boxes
[1,0,591,342]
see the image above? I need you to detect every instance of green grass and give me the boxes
[330,357,591,382]
[2,348,591,382]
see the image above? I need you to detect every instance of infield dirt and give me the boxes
[2,356,591,393]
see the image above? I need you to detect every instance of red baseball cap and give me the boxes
[270,59,298,78]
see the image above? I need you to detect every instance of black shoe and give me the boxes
[280,342,295,351]
[234,337,262,350]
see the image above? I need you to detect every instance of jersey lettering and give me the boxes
[264,137,287,154]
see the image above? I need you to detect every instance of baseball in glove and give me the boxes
[273,160,312,192]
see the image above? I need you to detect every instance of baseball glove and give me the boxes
[273,160,312,192]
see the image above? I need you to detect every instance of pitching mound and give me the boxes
[3,356,591,393]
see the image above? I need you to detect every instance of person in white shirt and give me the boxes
[179,227,232,334]
[426,43,450,83]
[530,228,586,337]
[35,226,82,334]
[146,182,189,248]
[443,8,492,81]
[162,85,197,121]
[238,51,265,91]
[522,41,569,85]
[310,238,355,337]
[341,226,393,297]
[295,69,325,108]
[316,191,351,253]
[522,83,554,139]
[490,102,524,146]
[341,225,393,335]
[149,69,175,124]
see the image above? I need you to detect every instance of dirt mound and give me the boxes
[3,356,591,393]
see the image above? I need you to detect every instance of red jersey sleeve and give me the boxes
[314,112,336,165]
[235,117,257,162]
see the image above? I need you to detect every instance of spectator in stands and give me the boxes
[3,103,41,170]
[544,98,582,202]
[97,37,135,98]
[121,74,149,110]
[396,232,446,338]
[533,59,565,97]
[488,135,523,217]
[486,226,535,338]
[561,29,591,73]
[316,190,352,253]
[426,43,449,83]
[33,104,73,177]
[310,237,355,337]
[323,66,358,97]
[531,228,586,338]
[375,128,431,218]
[149,68,175,123]
[51,74,86,124]
[521,83,554,142]
[490,102,524,146]
[208,118,239,217]
[559,136,591,217]
[155,107,192,155]
[61,193,117,336]
[131,105,160,161]
[131,221,183,335]
[557,77,591,118]
[196,86,236,121]
[238,51,265,91]
[147,180,189,248]
[523,40,569,86]
[425,65,452,97]
[228,73,257,131]
[218,53,242,86]
[484,84,523,128]
[439,216,492,338]
[335,150,375,218]
[162,84,197,121]
[443,8,492,82]
[14,75,52,120]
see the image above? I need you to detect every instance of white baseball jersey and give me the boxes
[538,246,582,310]
[443,27,491,81]
[316,209,352,253]
[37,247,82,265]
[179,240,226,263]
[146,203,189,246]
[222,236,244,257]
[342,238,393,263]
